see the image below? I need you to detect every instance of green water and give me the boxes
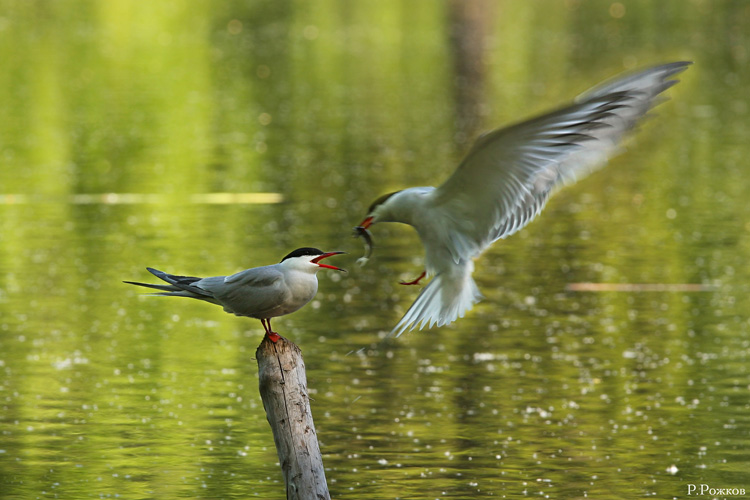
[2,1,749,498]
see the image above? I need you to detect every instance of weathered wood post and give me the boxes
[256,335,331,500]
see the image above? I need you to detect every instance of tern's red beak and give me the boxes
[312,251,346,271]
[359,216,374,230]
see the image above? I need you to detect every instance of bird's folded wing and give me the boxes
[223,267,282,287]
[432,61,690,260]
[208,267,286,314]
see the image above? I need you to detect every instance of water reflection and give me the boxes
[2,1,750,499]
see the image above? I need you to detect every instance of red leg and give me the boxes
[400,270,426,286]
[262,318,280,343]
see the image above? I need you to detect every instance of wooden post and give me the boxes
[256,335,331,500]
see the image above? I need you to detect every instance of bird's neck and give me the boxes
[381,187,433,225]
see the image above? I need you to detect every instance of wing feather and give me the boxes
[201,266,286,317]
[432,62,690,262]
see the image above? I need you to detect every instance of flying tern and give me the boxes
[124,248,345,342]
[356,61,691,336]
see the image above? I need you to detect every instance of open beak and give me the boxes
[358,216,374,230]
[312,251,346,271]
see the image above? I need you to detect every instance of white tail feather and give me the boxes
[391,262,483,337]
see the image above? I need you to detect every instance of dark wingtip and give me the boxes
[661,60,692,79]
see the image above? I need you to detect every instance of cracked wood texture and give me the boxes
[256,335,331,500]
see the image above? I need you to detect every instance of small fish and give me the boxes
[353,225,374,266]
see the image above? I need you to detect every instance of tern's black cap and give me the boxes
[367,191,400,215]
[280,247,325,262]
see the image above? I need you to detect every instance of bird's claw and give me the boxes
[399,271,426,286]
[399,279,420,286]
[266,332,280,343]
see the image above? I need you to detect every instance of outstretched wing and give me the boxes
[432,61,690,261]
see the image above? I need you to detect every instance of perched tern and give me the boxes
[357,61,691,336]
[124,248,345,342]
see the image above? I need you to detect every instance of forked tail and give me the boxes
[124,268,216,301]
[390,262,483,337]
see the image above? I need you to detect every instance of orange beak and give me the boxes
[358,216,374,230]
